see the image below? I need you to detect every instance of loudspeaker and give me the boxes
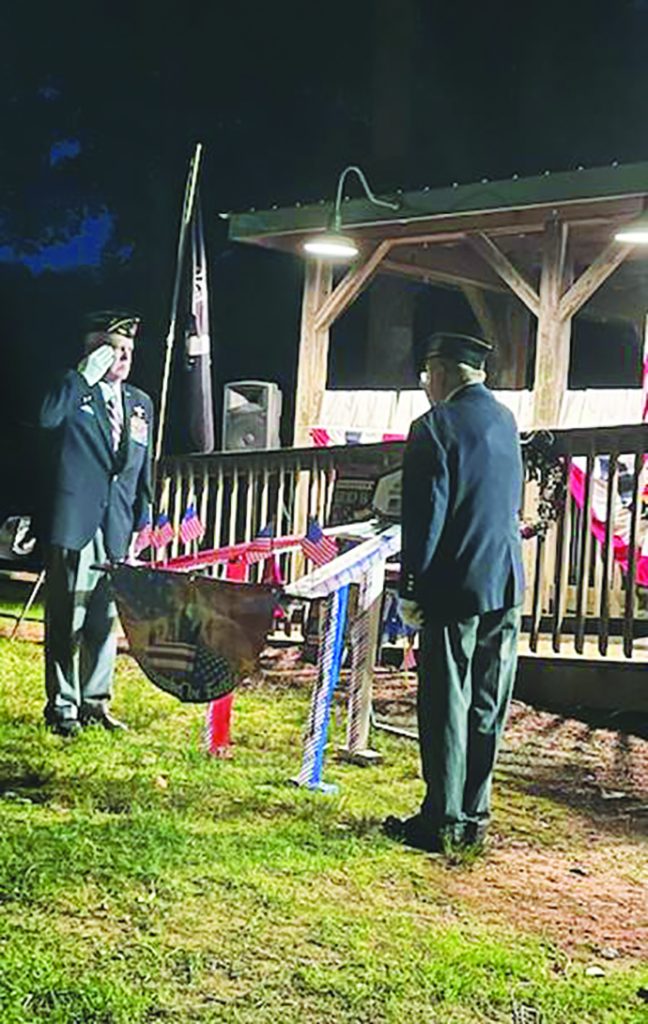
[222,381,282,451]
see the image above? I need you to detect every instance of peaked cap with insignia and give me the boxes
[422,332,493,369]
[84,311,141,339]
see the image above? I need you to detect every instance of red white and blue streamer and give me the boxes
[295,584,350,792]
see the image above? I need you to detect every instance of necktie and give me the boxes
[106,390,123,451]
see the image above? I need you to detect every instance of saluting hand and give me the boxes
[77,344,116,386]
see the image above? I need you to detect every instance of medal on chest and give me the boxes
[130,405,149,446]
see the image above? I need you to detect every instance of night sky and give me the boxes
[2,0,648,516]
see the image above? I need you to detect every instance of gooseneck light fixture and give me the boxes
[303,165,400,261]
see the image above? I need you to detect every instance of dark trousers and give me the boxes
[417,606,520,837]
[44,530,117,723]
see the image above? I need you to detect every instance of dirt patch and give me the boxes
[498,703,648,832]
[0,616,43,643]
[257,649,648,960]
[456,706,648,959]
[374,695,648,960]
[445,840,648,960]
[260,649,648,819]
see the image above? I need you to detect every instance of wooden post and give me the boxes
[504,297,531,389]
[532,220,570,428]
[294,260,333,447]
[462,288,529,389]
[533,228,632,427]
[467,224,631,423]
[462,285,500,346]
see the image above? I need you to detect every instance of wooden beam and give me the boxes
[461,287,530,389]
[382,253,642,326]
[313,240,392,331]
[351,207,639,248]
[504,297,531,389]
[240,194,645,256]
[468,232,540,317]
[533,219,571,427]
[462,285,500,344]
[316,211,639,261]
[294,260,333,447]
[292,207,638,260]
[381,256,505,293]
[558,239,634,321]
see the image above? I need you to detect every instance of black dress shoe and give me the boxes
[462,822,488,848]
[382,814,442,853]
[48,719,82,738]
[81,708,128,731]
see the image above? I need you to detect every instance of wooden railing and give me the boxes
[160,423,648,660]
[520,423,647,659]
[158,443,403,583]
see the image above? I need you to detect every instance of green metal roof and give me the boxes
[225,161,648,246]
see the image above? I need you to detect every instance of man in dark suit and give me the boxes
[39,312,153,736]
[384,332,524,853]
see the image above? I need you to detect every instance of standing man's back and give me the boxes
[401,382,524,621]
[385,332,524,854]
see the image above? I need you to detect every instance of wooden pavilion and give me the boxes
[154,163,648,715]
[226,161,648,443]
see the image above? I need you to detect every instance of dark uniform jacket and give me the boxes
[400,383,524,621]
[40,370,153,560]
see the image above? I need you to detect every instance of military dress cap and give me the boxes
[423,332,493,369]
[84,310,141,338]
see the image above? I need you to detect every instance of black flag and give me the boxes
[184,198,215,452]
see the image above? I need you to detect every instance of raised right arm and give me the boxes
[39,370,86,430]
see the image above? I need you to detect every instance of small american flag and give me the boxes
[300,518,337,567]
[144,640,196,676]
[179,505,205,545]
[244,523,273,565]
[133,522,153,555]
[144,639,233,702]
[151,513,175,549]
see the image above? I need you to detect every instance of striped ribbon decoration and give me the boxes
[345,560,385,756]
[295,584,349,791]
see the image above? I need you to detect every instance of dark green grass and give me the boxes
[0,578,44,625]
[0,637,645,1023]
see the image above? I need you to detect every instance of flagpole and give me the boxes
[155,141,203,464]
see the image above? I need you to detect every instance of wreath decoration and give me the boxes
[519,431,567,541]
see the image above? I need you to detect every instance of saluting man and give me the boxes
[384,332,524,853]
[39,312,153,736]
